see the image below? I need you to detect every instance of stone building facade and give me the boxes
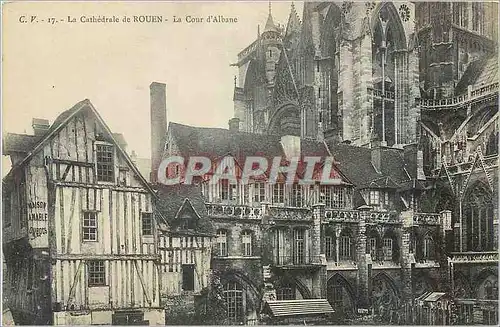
[223,1,499,325]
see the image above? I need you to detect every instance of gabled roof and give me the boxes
[3,100,159,212]
[154,183,214,235]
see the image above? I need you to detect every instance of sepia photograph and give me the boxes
[1,1,498,325]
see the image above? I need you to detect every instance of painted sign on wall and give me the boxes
[27,165,49,248]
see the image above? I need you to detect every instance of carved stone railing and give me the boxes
[450,251,499,263]
[413,212,440,225]
[206,203,262,219]
[417,82,498,110]
[268,206,312,221]
[366,211,400,223]
[324,209,360,222]
[324,209,400,223]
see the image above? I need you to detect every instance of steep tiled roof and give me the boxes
[455,53,499,95]
[326,142,379,187]
[154,184,214,235]
[167,122,285,163]
[326,142,414,189]
[3,133,41,154]
[379,147,409,183]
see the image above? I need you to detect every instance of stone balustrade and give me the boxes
[324,209,360,222]
[268,206,312,221]
[413,213,441,225]
[450,251,498,263]
[366,211,399,223]
[206,203,262,219]
[417,82,498,110]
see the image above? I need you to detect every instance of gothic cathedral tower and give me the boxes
[415,2,498,99]
[233,2,423,147]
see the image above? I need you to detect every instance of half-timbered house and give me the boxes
[2,99,166,325]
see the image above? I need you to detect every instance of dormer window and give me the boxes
[369,190,380,206]
[96,143,114,182]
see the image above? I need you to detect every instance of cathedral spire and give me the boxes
[264,1,279,33]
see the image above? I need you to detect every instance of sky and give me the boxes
[2,1,302,176]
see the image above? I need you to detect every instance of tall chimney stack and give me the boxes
[32,118,50,136]
[150,82,167,183]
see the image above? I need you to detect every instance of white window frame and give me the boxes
[95,141,115,183]
[216,229,228,257]
[273,183,284,204]
[82,211,98,242]
[369,190,380,206]
[383,238,393,261]
[242,231,252,256]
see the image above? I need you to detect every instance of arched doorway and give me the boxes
[327,274,355,317]
[371,273,400,323]
[220,272,260,325]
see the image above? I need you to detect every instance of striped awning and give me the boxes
[265,299,334,317]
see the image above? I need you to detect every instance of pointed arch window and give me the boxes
[464,183,494,251]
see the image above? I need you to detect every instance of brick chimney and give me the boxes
[228,117,240,132]
[150,82,167,183]
[32,118,50,136]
